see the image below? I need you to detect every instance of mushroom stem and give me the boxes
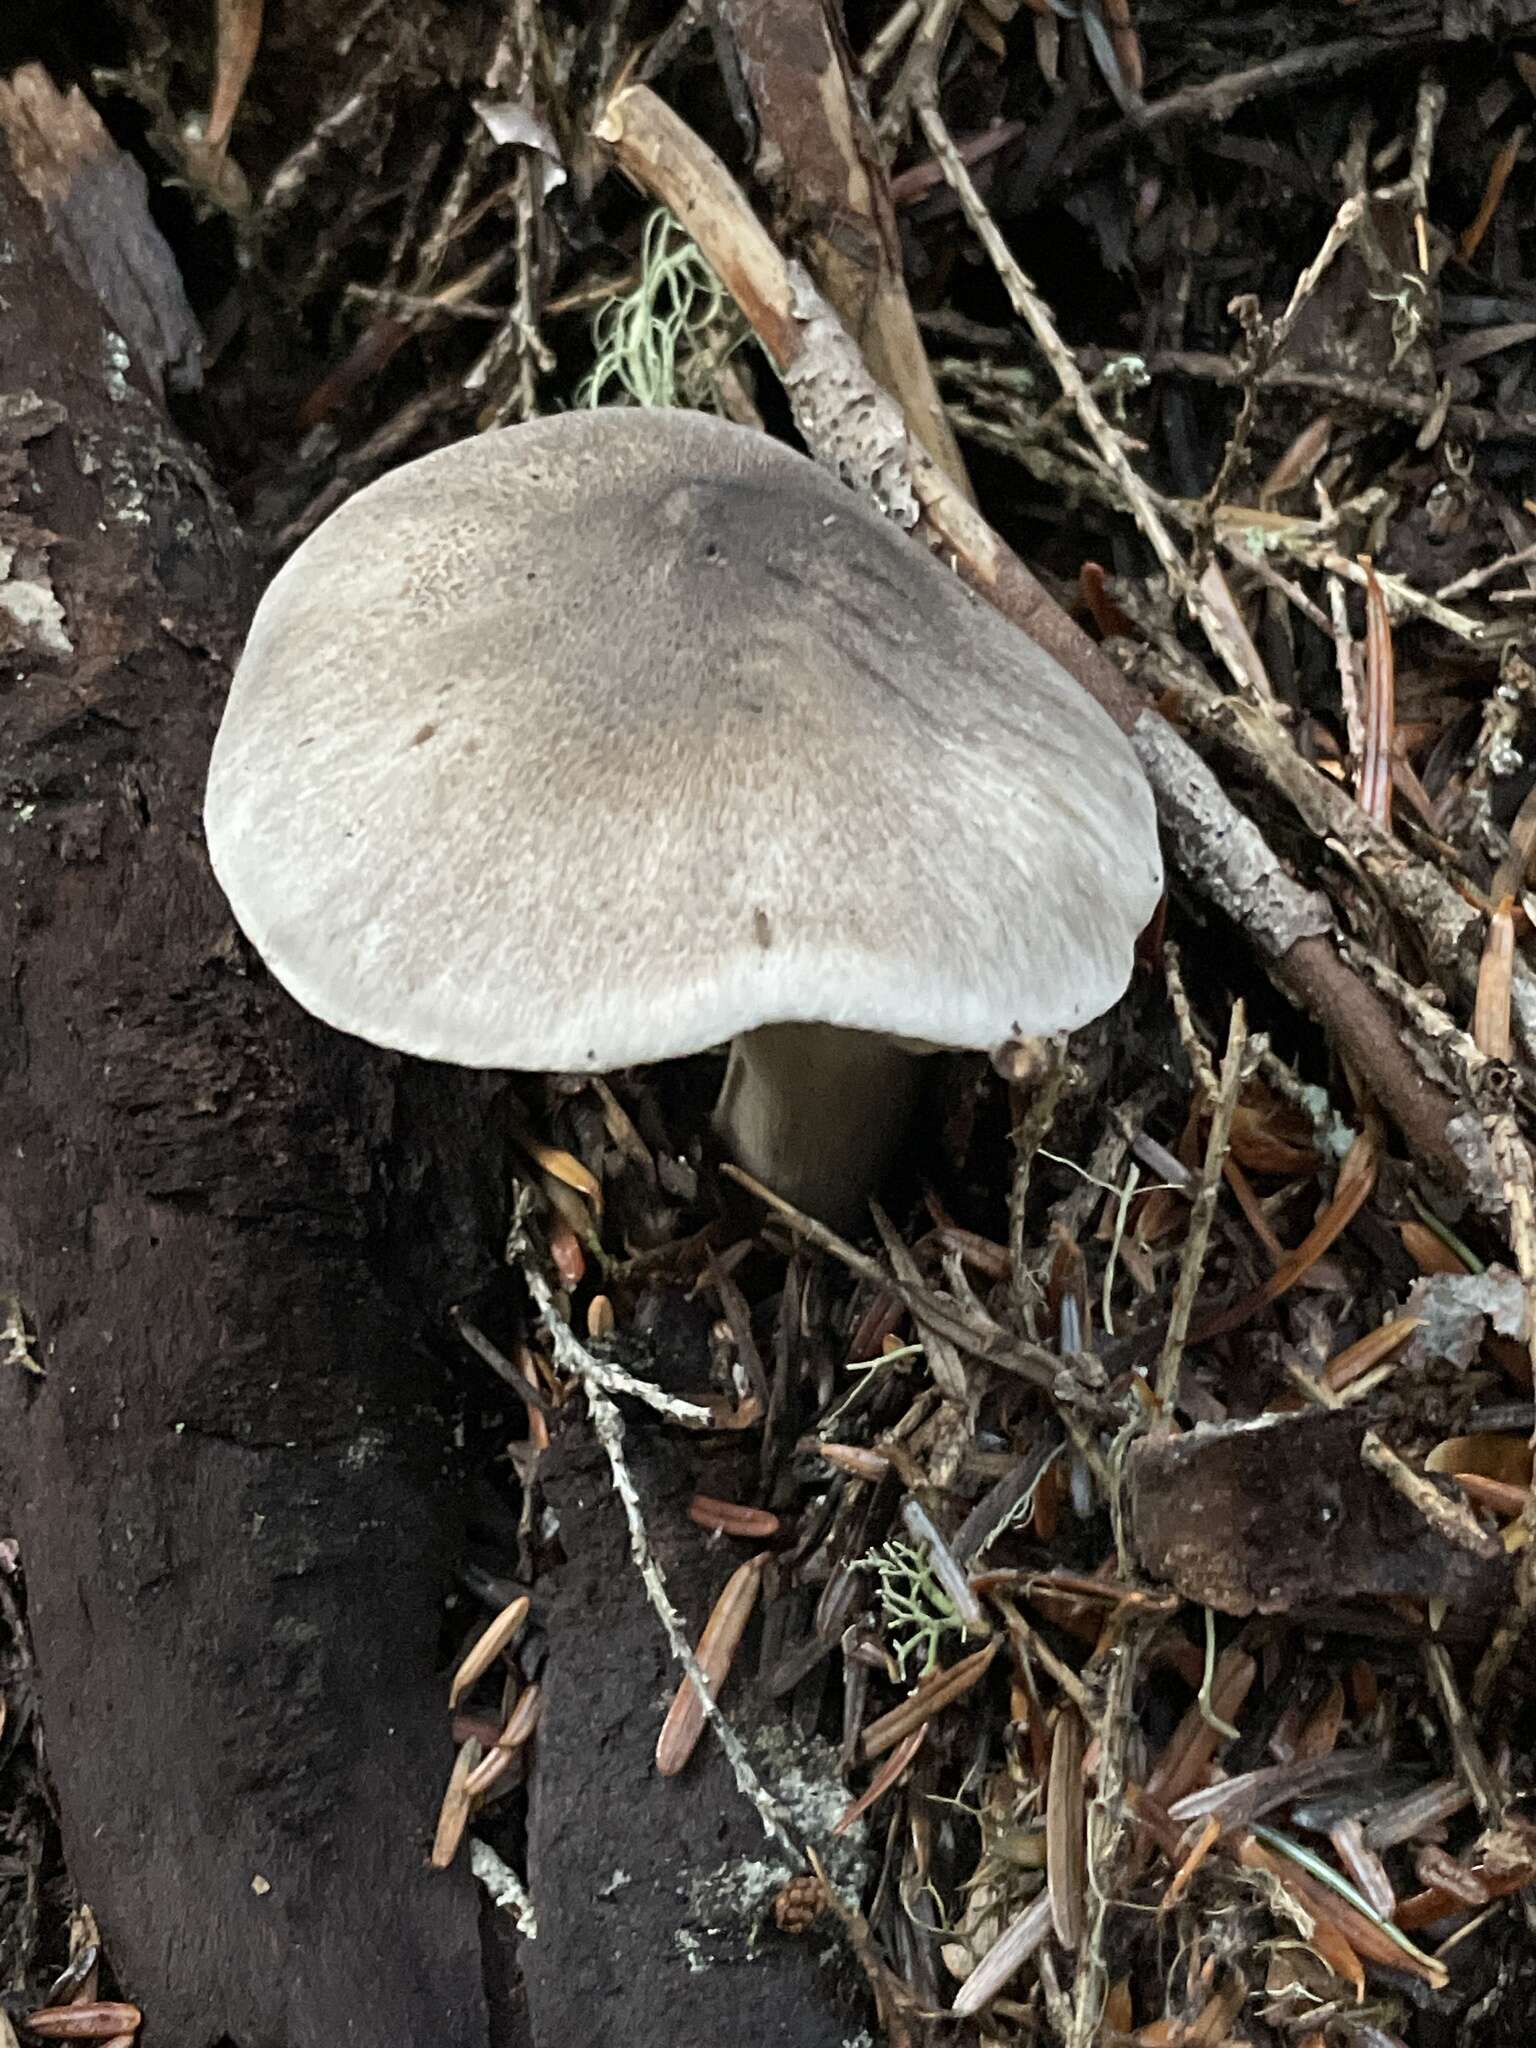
[713,1022,923,1232]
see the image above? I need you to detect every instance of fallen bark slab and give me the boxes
[0,79,502,2047]
[1129,1408,1512,1618]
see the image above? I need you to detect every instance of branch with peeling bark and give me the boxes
[592,81,1465,1185]
[718,0,972,497]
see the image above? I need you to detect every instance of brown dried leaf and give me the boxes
[835,1724,926,1835]
[1322,1316,1421,1393]
[1161,1813,1221,1913]
[205,0,264,158]
[1460,124,1529,261]
[1237,1835,1446,1988]
[1144,1649,1257,1812]
[449,1593,531,1709]
[430,1737,483,1870]
[860,1641,999,1761]
[1185,1967,1251,2046]
[522,1137,604,1213]
[818,1442,891,1481]
[655,1552,766,1777]
[1399,1221,1471,1275]
[1453,1471,1529,1517]
[1200,1124,1379,1342]
[1425,1433,1532,1486]
[1227,1091,1320,1177]
[21,2011,142,2043]
[1293,1678,1345,1764]
[687,1494,782,1539]
[1259,411,1333,502]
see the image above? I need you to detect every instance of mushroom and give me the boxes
[204,408,1161,1230]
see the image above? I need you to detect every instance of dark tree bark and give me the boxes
[0,110,506,2048]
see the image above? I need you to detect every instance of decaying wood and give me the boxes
[0,65,201,396]
[0,111,499,2048]
[1129,1409,1512,1617]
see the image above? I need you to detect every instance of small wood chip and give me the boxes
[21,2009,142,2041]
[448,1593,531,1708]
[687,1494,781,1539]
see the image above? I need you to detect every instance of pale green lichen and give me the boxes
[577,208,745,413]
[864,1535,970,1679]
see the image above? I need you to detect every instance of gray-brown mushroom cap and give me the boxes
[204,407,1162,1071]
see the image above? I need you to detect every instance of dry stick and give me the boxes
[1146,345,1531,443]
[1155,1004,1253,1415]
[860,0,922,78]
[592,83,1464,1184]
[470,0,552,423]
[1008,1039,1070,1312]
[721,0,972,494]
[877,0,965,146]
[1062,37,1386,176]
[591,1378,797,1855]
[1421,1642,1510,1830]
[1421,1636,1533,1947]
[1188,193,1366,574]
[925,95,1525,1046]
[1154,647,1536,1072]
[522,1244,713,1428]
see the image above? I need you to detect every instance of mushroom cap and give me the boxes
[204,408,1161,1070]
